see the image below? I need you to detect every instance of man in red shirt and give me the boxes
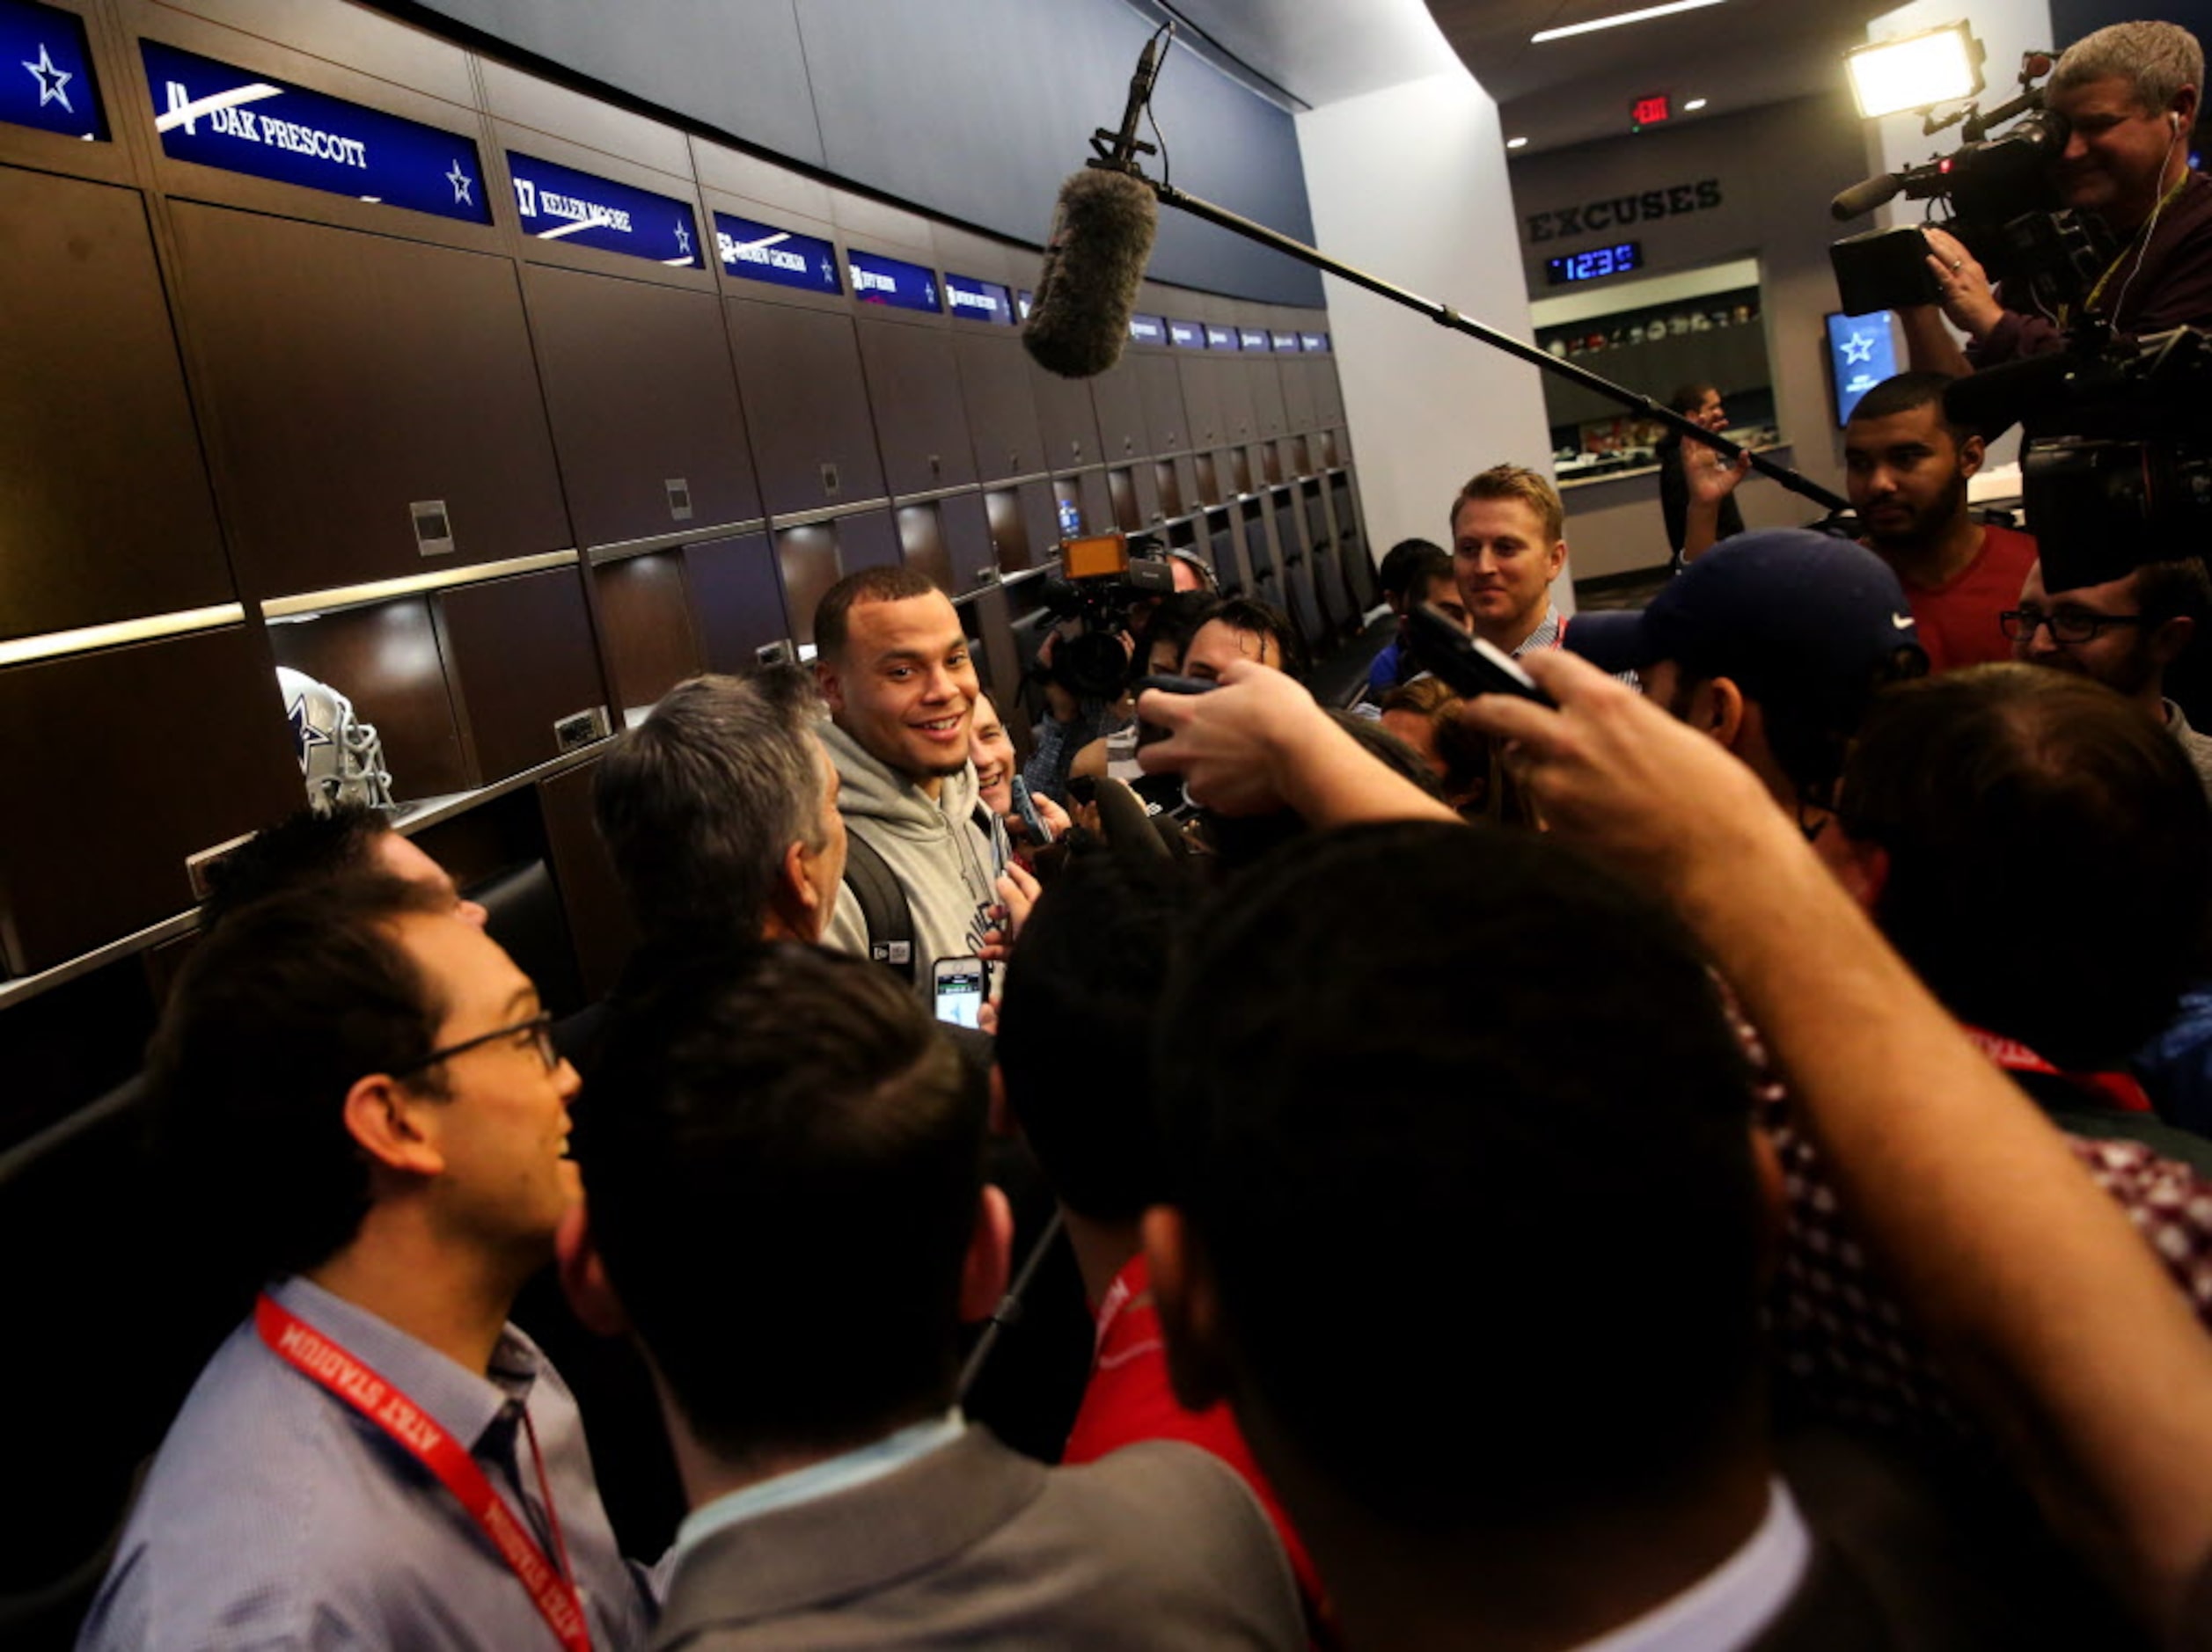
[1843,373,2036,672]
[994,851,1331,1637]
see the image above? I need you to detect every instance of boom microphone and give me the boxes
[1022,166,1158,378]
[1832,171,1905,221]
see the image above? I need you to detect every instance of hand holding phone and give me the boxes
[1009,775,1056,844]
[1407,604,1556,706]
[933,956,986,1029]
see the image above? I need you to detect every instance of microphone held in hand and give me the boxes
[1022,167,1159,379]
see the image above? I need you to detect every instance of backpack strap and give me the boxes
[840,831,918,984]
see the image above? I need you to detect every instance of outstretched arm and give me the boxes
[1680,433,1751,564]
[1465,650,2212,1641]
[1137,662,1458,828]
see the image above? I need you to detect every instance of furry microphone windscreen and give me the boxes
[1022,168,1159,379]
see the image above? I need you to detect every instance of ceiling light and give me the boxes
[1532,0,1728,46]
[1684,98,1708,111]
[1845,24,1983,119]
[1507,135,1529,149]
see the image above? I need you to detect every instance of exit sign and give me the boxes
[1631,93,1672,129]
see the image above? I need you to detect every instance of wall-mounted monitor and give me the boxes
[1299,332,1329,353]
[1270,330,1300,352]
[508,151,700,267]
[1239,327,1270,352]
[944,272,1014,325]
[1168,318,1206,348]
[714,212,842,296]
[1205,324,1239,351]
[847,248,940,312]
[1128,312,1167,346]
[1545,241,1644,286]
[4,0,104,141]
[1826,310,1898,426]
[141,40,491,224]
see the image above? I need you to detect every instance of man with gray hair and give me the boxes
[1907,20,2212,371]
[593,667,847,947]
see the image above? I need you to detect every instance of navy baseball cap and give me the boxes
[1562,530,1925,726]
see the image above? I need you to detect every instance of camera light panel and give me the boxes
[1847,25,1983,120]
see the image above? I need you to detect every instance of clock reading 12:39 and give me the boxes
[1544,241,1643,287]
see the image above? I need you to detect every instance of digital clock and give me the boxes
[1544,241,1643,286]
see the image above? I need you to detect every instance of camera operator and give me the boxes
[1065,591,1218,793]
[1905,22,2209,376]
[1022,551,1210,804]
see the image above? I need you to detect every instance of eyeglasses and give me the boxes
[1999,607,2147,645]
[392,1012,559,1079]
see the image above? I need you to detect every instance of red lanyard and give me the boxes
[1959,1026,2153,1114]
[256,1294,592,1652]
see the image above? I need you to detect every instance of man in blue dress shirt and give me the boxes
[78,876,658,1650]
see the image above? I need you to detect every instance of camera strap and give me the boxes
[2070,172,2191,325]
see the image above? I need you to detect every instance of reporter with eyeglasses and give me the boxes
[2008,556,2212,798]
[78,874,663,1651]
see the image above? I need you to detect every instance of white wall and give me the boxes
[1297,71,1565,608]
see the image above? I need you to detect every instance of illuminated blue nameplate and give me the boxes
[3,0,103,141]
[1128,313,1167,346]
[1271,331,1300,352]
[715,212,842,295]
[945,273,1014,325]
[1239,327,1271,351]
[1205,324,1239,351]
[143,40,489,223]
[1168,319,1206,349]
[1300,332,1329,353]
[508,151,699,266]
[848,249,939,312]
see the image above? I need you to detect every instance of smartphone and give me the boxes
[1009,775,1055,844]
[932,956,986,1029]
[1407,604,1556,706]
[1134,673,1220,697]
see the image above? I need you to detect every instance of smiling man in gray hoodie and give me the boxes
[814,566,1011,989]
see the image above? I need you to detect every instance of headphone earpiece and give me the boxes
[2172,112,2185,135]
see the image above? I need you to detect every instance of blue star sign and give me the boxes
[24,40,68,110]
[446,158,473,205]
[1827,311,1900,425]
[1,0,105,140]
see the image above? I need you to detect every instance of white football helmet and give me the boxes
[275,665,397,814]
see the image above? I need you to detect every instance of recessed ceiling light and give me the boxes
[1684,98,1708,111]
[1533,0,1727,45]
[1506,135,1529,149]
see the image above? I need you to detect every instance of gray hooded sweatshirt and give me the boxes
[820,719,1008,981]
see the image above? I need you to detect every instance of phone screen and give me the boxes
[934,958,985,1029]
